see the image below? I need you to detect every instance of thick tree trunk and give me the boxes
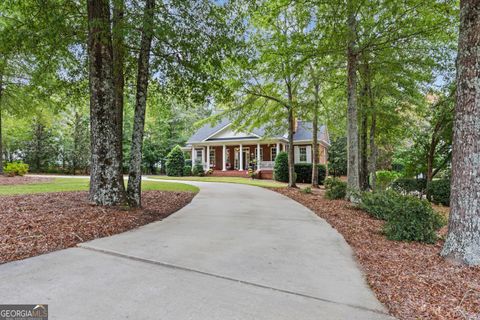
[312,82,320,188]
[87,0,127,206]
[441,0,480,265]
[112,0,125,175]
[346,1,360,200]
[127,0,155,207]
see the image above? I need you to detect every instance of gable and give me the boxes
[206,125,259,141]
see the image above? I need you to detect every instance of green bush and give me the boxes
[325,177,347,200]
[293,163,327,185]
[427,179,450,206]
[192,164,205,177]
[4,161,29,177]
[360,190,403,220]
[165,145,185,177]
[183,165,192,176]
[384,196,445,243]
[301,186,312,194]
[376,170,401,190]
[391,178,427,195]
[274,151,289,182]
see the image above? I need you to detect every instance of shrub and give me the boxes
[427,179,451,206]
[325,177,347,200]
[376,170,401,190]
[4,161,29,177]
[274,151,289,182]
[301,187,312,194]
[165,145,185,176]
[184,159,192,167]
[391,178,427,196]
[384,196,445,243]
[360,190,403,220]
[192,164,205,177]
[293,163,327,185]
[183,165,192,176]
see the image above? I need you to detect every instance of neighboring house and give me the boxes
[184,118,330,179]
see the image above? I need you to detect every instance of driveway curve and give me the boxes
[0,180,392,320]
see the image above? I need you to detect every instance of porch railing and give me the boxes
[259,161,275,169]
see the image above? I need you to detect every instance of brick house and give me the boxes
[184,118,330,179]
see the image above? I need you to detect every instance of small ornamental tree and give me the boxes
[165,145,185,177]
[274,151,289,182]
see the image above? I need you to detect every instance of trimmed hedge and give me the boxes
[325,177,347,200]
[183,165,192,176]
[359,190,445,243]
[294,163,327,185]
[427,179,450,206]
[376,170,401,190]
[274,151,289,182]
[192,164,205,177]
[391,178,427,195]
[4,161,29,177]
[165,145,185,177]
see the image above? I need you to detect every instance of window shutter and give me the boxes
[294,146,300,163]
[306,146,312,163]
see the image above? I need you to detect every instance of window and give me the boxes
[271,147,277,161]
[299,146,307,162]
[209,148,215,166]
[196,149,203,163]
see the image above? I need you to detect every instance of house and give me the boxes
[184,118,330,179]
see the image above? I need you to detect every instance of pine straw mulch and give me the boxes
[274,187,480,320]
[0,191,195,264]
[0,175,53,185]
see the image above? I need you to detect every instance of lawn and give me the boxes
[148,175,288,188]
[0,177,198,195]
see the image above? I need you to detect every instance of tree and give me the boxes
[165,145,184,177]
[127,0,155,207]
[87,0,126,206]
[441,0,480,266]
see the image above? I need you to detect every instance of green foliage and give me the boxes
[325,178,347,200]
[384,196,445,244]
[192,164,205,177]
[274,152,289,182]
[183,165,192,176]
[328,137,347,177]
[4,161,29,177]
[360,190,403,220]
[301,187,312,194]
[376,170,401,191]
[427,179,451,206]
[294,163,327,185]
[165,145,185,177]
[391,178,427,195]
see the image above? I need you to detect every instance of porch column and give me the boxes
[276,142,280,157]
[239,144,243,171]
[222,144,226,171]
[191,145,195,165]
[257,143,261,170]
[206,145,210,170]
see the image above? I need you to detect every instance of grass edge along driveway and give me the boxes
[148,175,287,188]
[0,178,199,196]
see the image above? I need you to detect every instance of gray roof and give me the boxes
[187,118,329,145]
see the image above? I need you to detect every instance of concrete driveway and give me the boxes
[0,180,393,319]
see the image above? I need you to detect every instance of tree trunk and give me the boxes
[360,105,368,190]
[0,74,3,175]
[369,111,377,190]
[87,0,127,206]
[346,0,360,200]
[287,106,297,188]
[127,0,155,207]
[312,82,320,188]
[441,0,480,266]
[112,0,125,175]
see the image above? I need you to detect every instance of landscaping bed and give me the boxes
[0,175,52,185]
[0,191,195,264]
[274,187,480,320]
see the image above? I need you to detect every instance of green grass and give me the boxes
[148,175,287,188]
[0,178,198,196]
